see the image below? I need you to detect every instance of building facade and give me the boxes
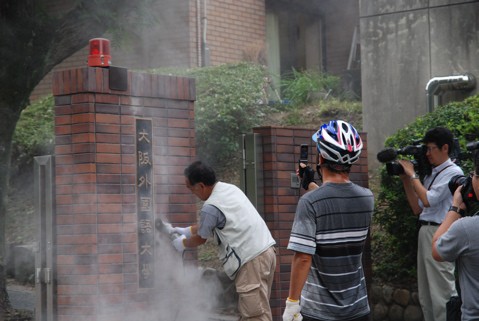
[360,0,479,166]
[31,0,360,103]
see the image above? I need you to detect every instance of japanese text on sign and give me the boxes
[136,119,154,288]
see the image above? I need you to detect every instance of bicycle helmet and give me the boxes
[312,120,363,165]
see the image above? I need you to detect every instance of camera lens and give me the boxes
[448,175,468,195]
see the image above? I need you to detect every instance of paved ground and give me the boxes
[5,280,240,320]
[7,279,35,312]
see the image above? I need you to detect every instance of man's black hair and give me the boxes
[321,161,351,174]
[423,127,454,154]
[184,160,217,186]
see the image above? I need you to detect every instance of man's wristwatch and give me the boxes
[448,205,466,217]
[410,173,420,180]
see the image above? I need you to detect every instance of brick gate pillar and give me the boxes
[253,126,370,321]
[52,67,197,321]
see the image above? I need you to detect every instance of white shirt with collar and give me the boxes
[419,158,463,224]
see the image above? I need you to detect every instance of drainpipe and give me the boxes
[201,0,210,66]
[197,0,202,67]
[425,73,476,112]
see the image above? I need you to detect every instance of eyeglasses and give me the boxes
[470,171,479,178]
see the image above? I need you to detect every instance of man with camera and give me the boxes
[397,127,463,321]
[432,150,479,320]
[283,120,374,321]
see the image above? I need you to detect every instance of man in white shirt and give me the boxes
[171,160,276,321]
[398,127,463,321]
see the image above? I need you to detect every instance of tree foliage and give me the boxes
[373,95,479,282]
[11,96,55,173]
[281,69,357,108]
[153,62,271,170]
[190,63,270,169]
[152,64,364,170]
[0,0,156,315]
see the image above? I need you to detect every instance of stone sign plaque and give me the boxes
[136,118,154,288]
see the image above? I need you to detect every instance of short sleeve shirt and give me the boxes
[287,182,374,320]
[419,159,463,223]
[197,204,226,239]
[436,216,479,319]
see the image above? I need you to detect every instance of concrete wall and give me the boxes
[360,0,479,167]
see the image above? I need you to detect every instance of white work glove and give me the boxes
[161,221,175,234]
[173,226,192,238]
[283,299,302,321]
[172,235,186,252]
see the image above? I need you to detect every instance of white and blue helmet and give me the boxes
[312,120,363,165]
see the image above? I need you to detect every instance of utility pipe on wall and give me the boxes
[425,73,476,112]
[196,0,202,67]
[201,0,209,66]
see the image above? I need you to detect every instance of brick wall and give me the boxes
[253,126,370,321]
[52,67,197,320]
[206,0,266,64]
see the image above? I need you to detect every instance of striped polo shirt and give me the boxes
[288,182,374,320]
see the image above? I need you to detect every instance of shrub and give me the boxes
[373,94,479,282]
[153,62,271,170]
[281,69,342,108]
[281,98,362,130]
[16,63,271,175]
[152,64,363,169]
[11,95,54,173]
[192,63,270,169]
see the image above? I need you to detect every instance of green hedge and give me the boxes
[373,94,479,282]
[188,63,270,169]
[14,64,360,177]
[11,95,54,172]
[152,62,272,170]
[281,68,343,107]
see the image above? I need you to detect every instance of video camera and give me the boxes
[377,138,467,178]
[376,140,431,177]
[448,140,479,213]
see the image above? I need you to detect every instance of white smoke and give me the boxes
[94,225,236,321]
[150,232,220,321]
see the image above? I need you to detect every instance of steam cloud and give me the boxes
[94,223,235,321]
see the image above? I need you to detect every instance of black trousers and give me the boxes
[303,314,370,321]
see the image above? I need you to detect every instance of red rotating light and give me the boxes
[88,38,111,67]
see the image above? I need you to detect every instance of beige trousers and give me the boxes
[235,246,276,321]
[417,225,456,321]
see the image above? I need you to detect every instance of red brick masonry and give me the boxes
[53,67,197,320]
